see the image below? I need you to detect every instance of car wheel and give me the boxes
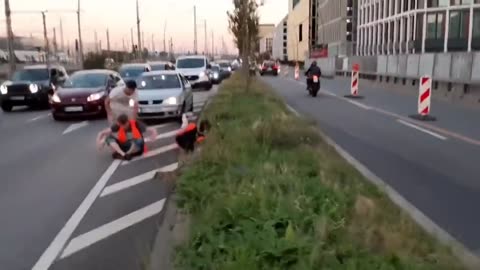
[1,103,13,112]
[52,113,64,121]
[205,82,212,91]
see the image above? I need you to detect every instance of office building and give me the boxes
[273,15,289,61]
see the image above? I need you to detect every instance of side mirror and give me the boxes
[207,64,212,69]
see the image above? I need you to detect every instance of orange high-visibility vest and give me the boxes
[117,120,148,153]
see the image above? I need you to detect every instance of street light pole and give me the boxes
[4,0,16,76]
[77,0,84,69]
[204,20,207,55]
[41,11,51,70]
[136,0,142,59]
[193,5,197,54]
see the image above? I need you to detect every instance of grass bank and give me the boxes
[174,73,463,269]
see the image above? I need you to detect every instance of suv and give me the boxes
[0,64,68,112]
[259,60,279,76]
[176,55,212,90]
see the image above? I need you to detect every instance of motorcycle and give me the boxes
[307,75,320,97]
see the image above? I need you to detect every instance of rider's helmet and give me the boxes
[311,61,318,67]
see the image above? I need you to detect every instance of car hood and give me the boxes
[138,88,182,101]
[177,68,204,76]
[57,87,105,98]
[5,79,50,87]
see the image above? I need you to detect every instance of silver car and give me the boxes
[136,70,193,120]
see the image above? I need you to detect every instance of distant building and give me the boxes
[0,36,43,51]
[258,24,275,55]
[273,15,289,61]
[287,0,310,61]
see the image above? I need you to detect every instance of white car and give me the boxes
[136,70,194,120]
[176,55,213,90]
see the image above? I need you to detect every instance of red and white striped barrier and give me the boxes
[345,63,364,99]
[418,76,432,116]
[410,75,436,121]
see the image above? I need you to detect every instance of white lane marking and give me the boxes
[149,123,175,130]
[28,113,51,122]
[32,160,121,270]
[397,119,447,140]
[344,99,371,110]
[286,104,300,117]
[145,129,181,142]
[121,143,178,165]
[60,199,166,259]
[324,91,337,97]
[62,121,89,135]
[100,163,178,197]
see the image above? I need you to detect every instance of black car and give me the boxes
[217,61,232,78]
[0,65,68,112]
[209,64,223,84]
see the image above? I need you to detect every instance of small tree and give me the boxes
[227,0,259,76]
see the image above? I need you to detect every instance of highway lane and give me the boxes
[0,88,216,270]
[262,75,480,254]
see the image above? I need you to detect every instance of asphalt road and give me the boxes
[0,87,216,270]
[262,74,480,255]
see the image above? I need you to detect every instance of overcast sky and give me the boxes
[1,0,288,53]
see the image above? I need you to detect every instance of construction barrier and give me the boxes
[294,63,300,80]
[344,63,364,99]
[410,76,436,121]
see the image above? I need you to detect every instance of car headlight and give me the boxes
[129,98,135,107]
[213,72,219,79]
[199,71,205,77]
[87,92,104,102]
[0,85,7,95]
[228,67,232,72]
[29,84,39,94]
[51,93,61,103]
[164,97,177,105]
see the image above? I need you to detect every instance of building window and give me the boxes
[292,0,300,9]
[426,12,445,39]
[283,28,287,34]
[474,10,480,38]
[283,41,287,47]
[427,0,449,7]
[449,10,469,39]
[299,24,303,42]
[451,0,473,5]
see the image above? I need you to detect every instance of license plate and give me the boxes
[10,96,24,100]
[140,107,163,113]
[65,106,83,112]
[313,76,319,83]
[267,67,272,71]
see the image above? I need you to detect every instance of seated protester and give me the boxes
[175,114,210,152]
[96,114,157,160]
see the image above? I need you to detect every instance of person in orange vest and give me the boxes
[175,113,210,153]
[96,114,157,160]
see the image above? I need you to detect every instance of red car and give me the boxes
[259,60,280,76]
[50,70,124,121]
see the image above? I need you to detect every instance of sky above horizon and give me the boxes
[1,0,288,53]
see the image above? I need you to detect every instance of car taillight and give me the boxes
[273,65,279,70]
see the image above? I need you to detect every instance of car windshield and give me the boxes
[138,74,181,90]
[264,61,275,67]
[119,66,145,78]
[219,62,230,68]
[176,58,205,69]
[212,66,220,72]
[63,73,107,88]
[12,69,49,81]
[150,64,166,71]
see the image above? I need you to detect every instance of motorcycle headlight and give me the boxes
[0,85,7,95]
[51,93,61,103]
[29,84,39,94]
[199,71,206,78]
[164,96,177,105]
[87,92,104,102]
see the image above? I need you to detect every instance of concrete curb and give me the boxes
[285,105,480,270]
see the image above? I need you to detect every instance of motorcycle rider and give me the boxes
[304,61,322,90]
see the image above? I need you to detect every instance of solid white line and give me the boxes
[28,113,51,122]
[286,104,300,117]
[145,129,181,142]
[60,199,166,259]
[62,121,89,135]
[121,143,178,165]
[397,119,447,140]
[32,160,121,270]
[100,163,178,197]
[324,91,337,97]
[345,99,371,110]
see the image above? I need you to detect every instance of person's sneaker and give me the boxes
[112,153,123,160]
[123,154,133,161]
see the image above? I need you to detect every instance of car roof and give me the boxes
[148,61,170,65]
[120,63,149,68]
[176,55,207,60]
[71,69,115,75]
[23,64,64,70]
[140,70,179,76]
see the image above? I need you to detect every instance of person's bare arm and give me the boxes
[96,128,112,149]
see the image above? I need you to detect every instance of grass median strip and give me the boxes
[174,73,463,270]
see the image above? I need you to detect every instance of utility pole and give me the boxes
[53,27,58,57]
[151,34,155,52]
[122,38,126,52]
[77,0,84,69]
[211,30,214,58]
[204,20,207,56]
[41,11,51,70]
[193,5,197,54]
[142,31,145,51]
[106,28,111,54]
[163,20,167,52]
[130,27,134,52]
[60,17,65,51]
[4,0,16,76]
[94,30,98,53]
[136,0,142,59]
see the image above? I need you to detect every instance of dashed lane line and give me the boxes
[397,119,447,141]
[145,129,181,142]
[121,143,178,166]
[28,113,51,122]
[100,163,178,197]
[62,121,89,135]
[60,199,166,259]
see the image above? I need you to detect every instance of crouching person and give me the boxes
[97,114,157,160]
[175,114,210,153]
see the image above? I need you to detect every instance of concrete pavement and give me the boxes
[0,88,216,270]
[262,75,480,255]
